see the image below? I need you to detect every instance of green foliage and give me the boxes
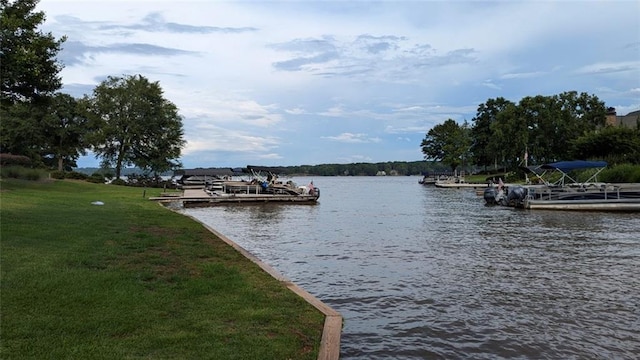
[420,119,471,171]
[41,93,89,170]
[125,173,176,188]
[282,161,449,176]
[64,171,88,180]
[0,0,66,103]
[0,165,45,180]
[449,91,608,172]
[0,0,67,160]
[571,126,640,165]
[86,172,106,183]
[0,153,31,166]
[599,164,640,183]
[110,178,127,186]
[49,170,65,179]
[82,75,185,179]
[470,97,516,170]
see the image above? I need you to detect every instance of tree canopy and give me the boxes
[422,91,622,173]
[82,75,185,178]
[41,93,88,171]
[0,0,67,159]
[420,119,471,171]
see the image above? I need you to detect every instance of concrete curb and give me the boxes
[179,211,343,359]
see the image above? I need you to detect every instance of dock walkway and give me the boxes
[151,187,319,206]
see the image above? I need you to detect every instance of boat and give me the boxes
[483,160,640,211]
[433,172,494,189]
[153,166,320,206]
[418,172,452,185]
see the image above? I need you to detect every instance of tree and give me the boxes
[82,75,185,178]
[489,100,526,169]
[519,92,605,164]
[41,93,89,171]
[421,119,470,171]
[470,97,516,170]
[570,126,640,165]
[0,0,66,158]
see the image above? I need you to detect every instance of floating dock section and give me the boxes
[150,188,319,207]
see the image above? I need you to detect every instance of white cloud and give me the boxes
[322,133,381,144]
[37,0,640,168]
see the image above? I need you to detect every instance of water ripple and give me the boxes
[183,176,640,359]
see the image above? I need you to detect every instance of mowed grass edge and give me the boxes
[0,178,325,360]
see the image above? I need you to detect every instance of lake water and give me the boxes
[180,176,640,359]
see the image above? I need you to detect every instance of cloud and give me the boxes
[59,40,195,66]
[37,0,640,168]
[575,61,640,75]
[501,71,547,80]
[322,133,382,143]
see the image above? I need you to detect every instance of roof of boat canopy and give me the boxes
[175,168,235,177]
[540,160,608,173]
[245,165,288,174]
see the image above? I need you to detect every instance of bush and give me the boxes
[125,174,176,188]
[50,170,65,179]
[0,166,45,180]
[87,173,106,183]
[0,153,32,167]
[64,171,88,180]
[110,178,127,186]
[600,164,640,183]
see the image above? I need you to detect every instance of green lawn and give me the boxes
[0,178,325,359]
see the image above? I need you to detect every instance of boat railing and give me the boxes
[526,183,625,202]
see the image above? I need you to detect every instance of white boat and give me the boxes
[433,171,494,189]
[484,160,640,211]
[157,166,320,206]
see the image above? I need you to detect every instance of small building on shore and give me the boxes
[606,108,640,129]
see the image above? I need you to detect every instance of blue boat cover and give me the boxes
[540,160,608,172]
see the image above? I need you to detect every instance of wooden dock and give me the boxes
[434,182,493,189]
[150,188,320,206]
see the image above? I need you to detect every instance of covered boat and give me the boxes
[484,160,640,211]
[157,166,320,206]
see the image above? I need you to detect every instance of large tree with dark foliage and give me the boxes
[468,91,607,170]
[470,97,516,170]
[521,91,606,164]
[0,0,66,159]
[41,93,89,171]
[571,126,640,165]
[421,119,471,172]
[82,75,185,178]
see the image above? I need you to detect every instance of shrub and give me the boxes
[0,166,45,180]
[125,174,176,188]
[110,178,127,186]
[65,171,88,180]
[0,153,32,166]
[87,173,106,183]
[600,164,640,183]
[50,170,65,179]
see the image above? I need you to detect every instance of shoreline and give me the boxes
[177,210,343,360]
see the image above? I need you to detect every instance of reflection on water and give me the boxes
[182,176,640,359]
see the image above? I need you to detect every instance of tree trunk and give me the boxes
[57,156,63,172]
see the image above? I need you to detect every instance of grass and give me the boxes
[0,178,325,359]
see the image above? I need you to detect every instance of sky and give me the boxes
[37,0,640,169]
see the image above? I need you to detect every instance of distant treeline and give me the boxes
[280,161,451,176]
[76,161,457,177]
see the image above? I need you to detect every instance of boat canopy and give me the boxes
[540,160,607,173]
[175,168,235,177]
[245,165,288,174]
[539,160,608,186]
